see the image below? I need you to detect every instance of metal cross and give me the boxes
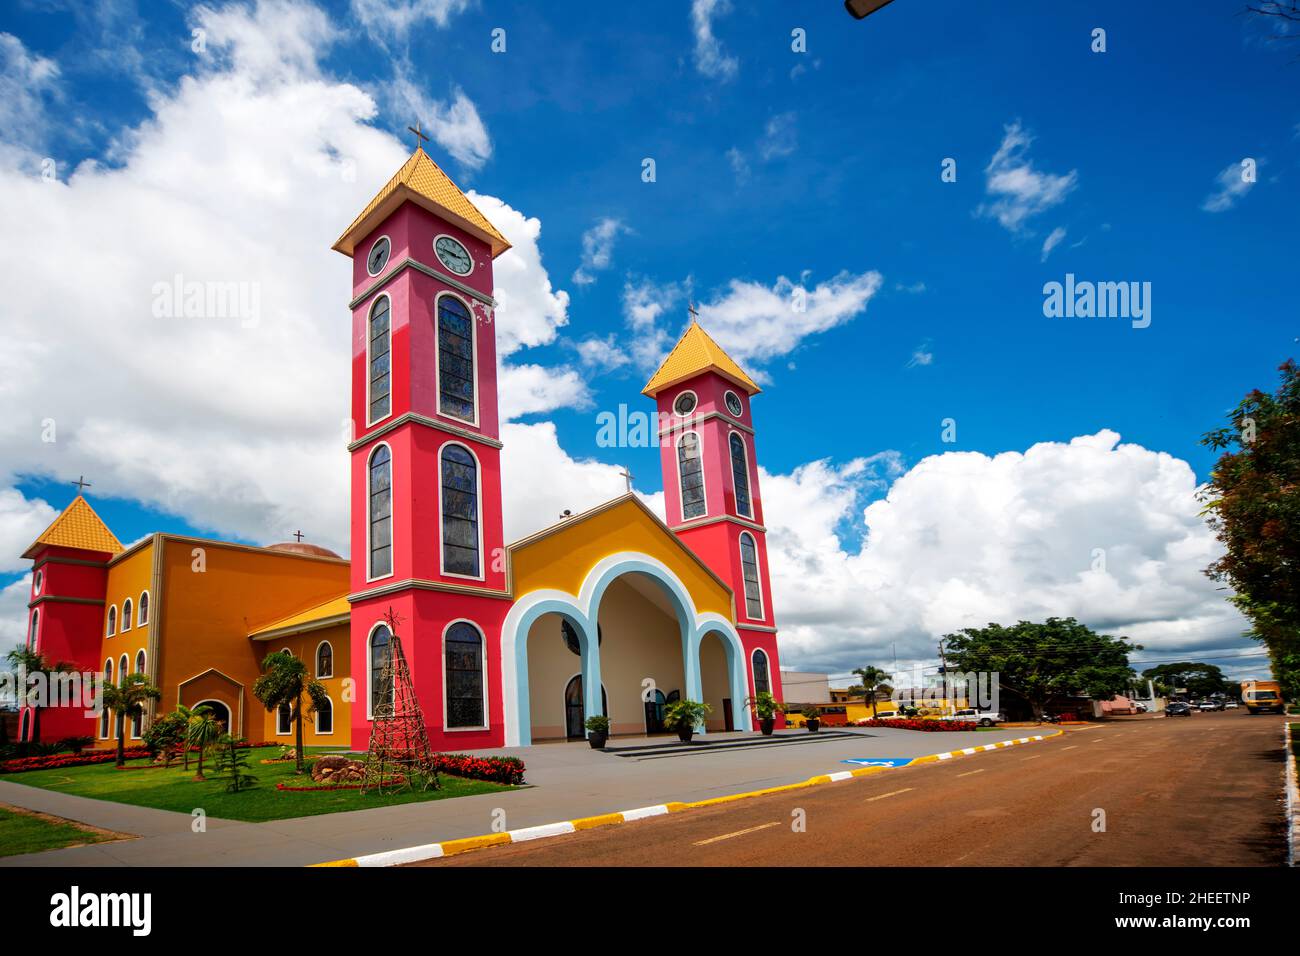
[292,530,305,542]
[71,475,92,493]
[407,122,429,151]
[619,467,634,494]
[688,300,699,321]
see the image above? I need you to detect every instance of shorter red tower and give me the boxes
[19,496,123,742]
[644,322,784,725]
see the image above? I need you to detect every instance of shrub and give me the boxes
[0,746,153,773]
[663,699,711,731]
[855,718,977,732]
[584,715,610,733]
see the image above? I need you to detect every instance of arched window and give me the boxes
[752,648,771,696]
[444,622,485,728]
[122,597,133,631]
[315,695,334,735]
[135,650,146,674]
[316,641,334,678]
[107,605,117,636]
[276,701,292,735]
[100,659,113,738]
[561,620,602,656]
[437,295,476,421]
[729,432,752,518]
[138,591,149,625]
[739,532,763,619]
[28,610,37,647]
[369,445,393,578]
[33,570,42,594]
[368,295,391,423]
[441,444,479,576]
[677,432,706,520]
[119,654,129,680]
[369,625,393,717]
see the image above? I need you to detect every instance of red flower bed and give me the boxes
[431,753,525,785]
[0,746,152,773]
[855,718,977,732]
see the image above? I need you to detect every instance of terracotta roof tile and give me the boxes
[642,321,761,396]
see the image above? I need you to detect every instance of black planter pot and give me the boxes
[806,719,820,733]
[588,732,608,749]
[759,717,775,736]
[676,727,694,743]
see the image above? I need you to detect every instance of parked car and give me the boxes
[1133,702,1148,713]
[951,708,1005,727]
[1196,701,1219,712]
[1224,701,1239,709]
[1166,701,1192,716]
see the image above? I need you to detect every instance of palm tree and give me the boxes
[5,646,75,751]
[187,705,223,780]
[853,666,892,718]
[253,650,327,773]
[101,673,162,768]
[172,704,198,771]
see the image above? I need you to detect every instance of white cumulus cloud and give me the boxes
[977,121,1078,233]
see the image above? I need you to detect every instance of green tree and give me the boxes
[941,618,1139,720]
[1200,359,1300,704]
[1139,662,1230,699]
[211,733,258,793]
[852,666,892,718]
[143,709,189,767]
[4,646,75,750]
[186,705,224,780]
[253,650,327,773]
[100,673,162,768]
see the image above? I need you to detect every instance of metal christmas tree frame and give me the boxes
[361,608,439,794]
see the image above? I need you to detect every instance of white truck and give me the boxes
[950,708,1005,727]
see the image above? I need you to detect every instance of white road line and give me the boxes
[1062,745,1079,751]
[956,769,985,778]
[1021,754,1042,761]
[866,788,915,802]
[692,821,780,847]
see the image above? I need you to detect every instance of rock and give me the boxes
[310,754,365,783]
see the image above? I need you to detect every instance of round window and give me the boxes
[33,571,42,594]
[673,391,698,416]
[724,391,743,417]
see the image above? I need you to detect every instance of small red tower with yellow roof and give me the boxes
[643,321,785,724]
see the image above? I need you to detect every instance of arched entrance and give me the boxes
[194,699,232,734]
[564,675,609,739]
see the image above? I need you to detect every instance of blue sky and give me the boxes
[0,0,1292,680]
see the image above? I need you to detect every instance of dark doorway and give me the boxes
[644,689,667,734]
[565,676,608,739]
[722,698,734,732]
[194,699,232,735]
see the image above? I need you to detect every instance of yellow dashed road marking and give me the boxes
[866,788,915,802]
[956,769,985,778]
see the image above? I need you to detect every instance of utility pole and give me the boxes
[937,638,953,716]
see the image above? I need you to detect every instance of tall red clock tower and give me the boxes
[333,147,513,751]
[644,321,785,725]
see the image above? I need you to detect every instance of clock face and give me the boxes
[435,235,473,275]
[673,391,697,416]
[367,237,391,276]
[725,391,743,417]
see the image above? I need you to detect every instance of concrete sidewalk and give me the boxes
[0,725,1070,867]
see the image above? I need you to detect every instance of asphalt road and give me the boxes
[418,710,1290,867]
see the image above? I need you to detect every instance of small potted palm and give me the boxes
[584,714,610,749]
[747,691,783,736]
[801,704,821,733]
[663,699,712,743]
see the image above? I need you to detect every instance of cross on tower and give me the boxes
[619,466,635,494]
[71,476,92,493]
[407,121,430,151]
[688,300,699,321]
[291,530,305,542]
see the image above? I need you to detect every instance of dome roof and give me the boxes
[265,541,342,559]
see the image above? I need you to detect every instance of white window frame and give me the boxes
[750,647,771,697]
[672,388,699,418]
[441,619,489,732]
[366,442,395,583]
[434,233,476,278]
[433,290,480,427]
[314,693,335,735]
[107,604,117,637]
[275,700,293,736]
[366,234,392,277]
[676,430,708,522]
[121,597,133,632]
[365,620,394,720]
[365,292,394,427]
[138,589,150,626]
[437,440,485,582]
[723,389,744,419]
[738,531,765,621]
[315,640,334,679]
[728,429,755,520]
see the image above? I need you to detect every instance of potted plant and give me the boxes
[748,691,783,735]
[801,705,821,732]
[663,699,712,743]
[584,714,610,749]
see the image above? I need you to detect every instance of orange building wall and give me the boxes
[96,540,157,744]
[254,624,351,746]
[156,537,349,741]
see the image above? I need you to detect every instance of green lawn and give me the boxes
[0,806,116,858]
[3,747,515,822]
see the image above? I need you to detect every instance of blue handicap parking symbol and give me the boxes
[841,757,912,768]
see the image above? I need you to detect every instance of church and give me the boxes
[16,146,787,752]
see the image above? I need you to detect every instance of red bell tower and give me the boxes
[333,148,513,751]
[644,321,785,725]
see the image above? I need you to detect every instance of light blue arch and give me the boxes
[508,597,601,748]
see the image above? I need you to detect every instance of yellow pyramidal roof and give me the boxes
[23,496,124,559]
[333,148,511,259]
[642,321,761,397]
